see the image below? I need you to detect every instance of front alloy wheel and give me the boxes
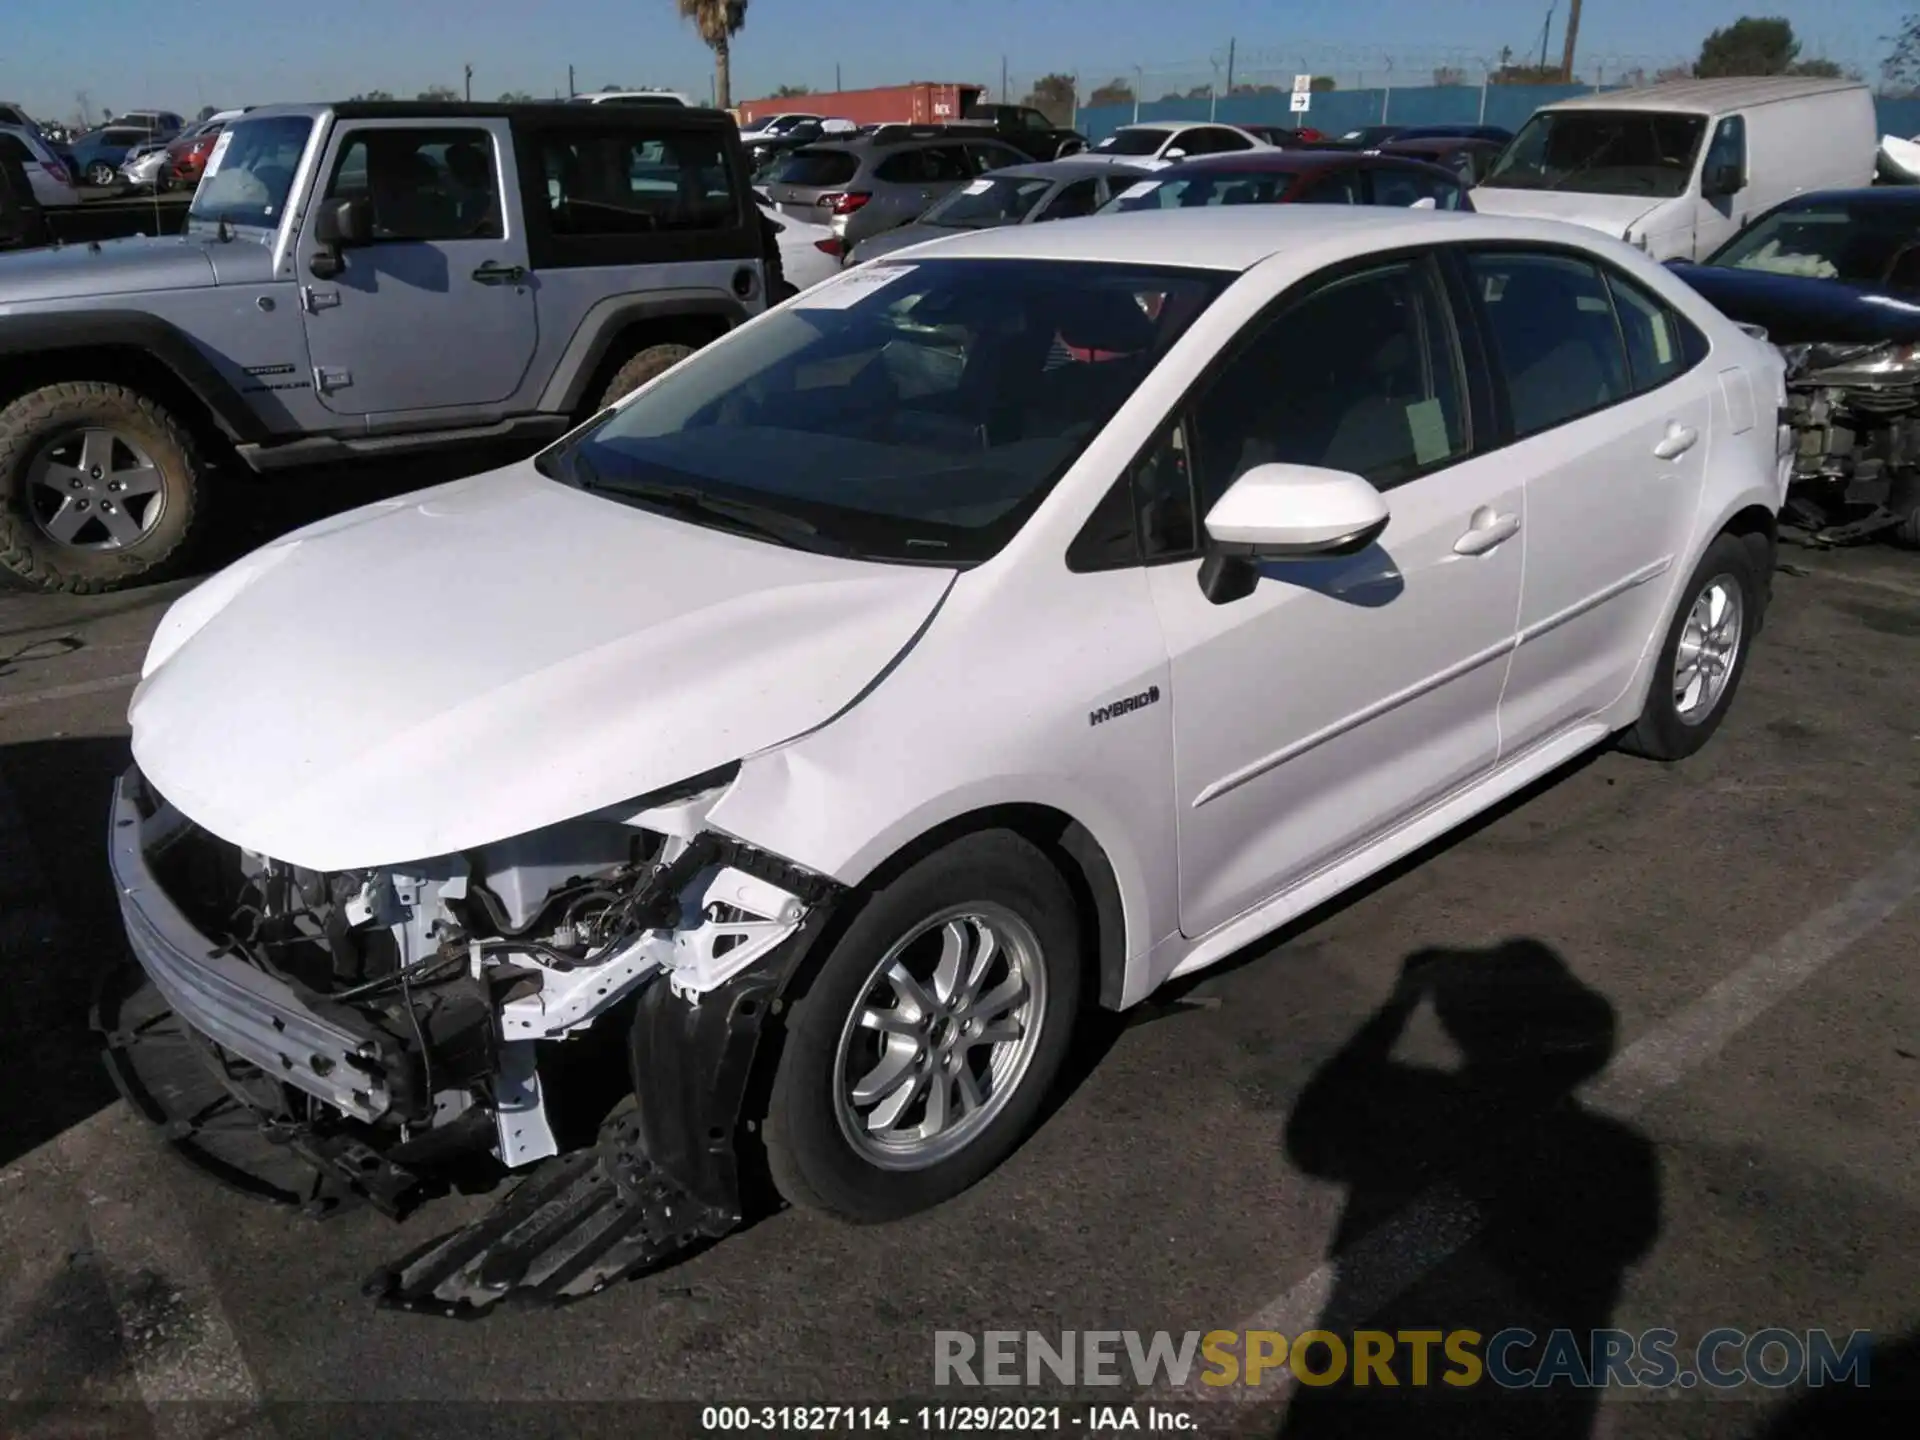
[763,830,1081,1222]
[832,904,1048,1171]
[86,161,116,188]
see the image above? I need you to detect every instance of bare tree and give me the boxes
[675,0,748,109]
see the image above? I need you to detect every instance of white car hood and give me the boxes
[130,464,954,872]
[1466,186,1665,236]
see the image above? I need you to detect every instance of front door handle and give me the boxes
[1454,507,1521,556]
[471,261,526,285]
[1653,422,1699,460]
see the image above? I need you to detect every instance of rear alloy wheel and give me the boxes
[763,831,1081,1222]
[86,160,116,188]
[597,343,694,411]
[1617,531,1761,761]
[0,382,202,593]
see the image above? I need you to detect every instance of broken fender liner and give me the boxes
[363,907,841,1316]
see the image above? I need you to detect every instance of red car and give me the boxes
[163,109,248,190]
[1101,147,1475,214]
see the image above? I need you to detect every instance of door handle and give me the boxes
[1653,422,1698,460]
[1453,507,1521,556]
[471,261,526,285]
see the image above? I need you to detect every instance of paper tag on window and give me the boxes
[1650,314,1673,365]
[203,129,234,178]
[791,263,916,310]
[1119,180,1159,200]
[962,178,993,195]
[1405,398,1451,466]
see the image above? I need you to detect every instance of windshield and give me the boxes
[1092,129,1170,156]
[922,176,1055,227]
[541,258,1225,565]
[188,114,313,229]
[1708,200,1920,287]
[1102,169,1296,212]
[1481,110,1706,198]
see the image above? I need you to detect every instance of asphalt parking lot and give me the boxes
[0,478,1917,1439]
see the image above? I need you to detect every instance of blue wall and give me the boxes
[1076,86,1920,146]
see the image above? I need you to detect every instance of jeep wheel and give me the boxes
[598,343,694,411]
[86,161,116,188]
[762,830,1081,1223]
[0,383,203,593]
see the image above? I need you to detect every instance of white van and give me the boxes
[1472,76,1877,262]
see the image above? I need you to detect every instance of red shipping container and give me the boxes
[738,82,984,128]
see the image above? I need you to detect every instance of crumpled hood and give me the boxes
[1666,262,1920,347]
[0,234,217,305]
[130,463,955,872]
[1466,186,1665,237]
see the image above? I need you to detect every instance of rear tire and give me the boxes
[1617,531,1762,761]
[0,382,203,594]
[597,343,694,411]
[762,831,1081,1223]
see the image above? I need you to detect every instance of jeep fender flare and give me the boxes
[539,290,753,414]
[0,309,268,444]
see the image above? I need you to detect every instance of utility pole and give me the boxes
[568,64,575,98]
[1560,0,1584,82]
[835,62,842,91]
[464,63,473,102]
[1224,37,1236,97]
[1001,55,1008,103]
[1539,4,1556,73]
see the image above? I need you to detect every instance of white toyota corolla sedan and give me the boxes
[110,207,1788,1311]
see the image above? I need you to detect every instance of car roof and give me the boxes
[1155,147,1456,177]
[1543,75,1866,115]
[1767,186,1920,213]
[880,205,1600,271]
[245,100,736,128]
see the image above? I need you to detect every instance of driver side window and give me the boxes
[326,127,502,241]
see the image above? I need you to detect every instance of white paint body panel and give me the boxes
[129,207,1786,1011]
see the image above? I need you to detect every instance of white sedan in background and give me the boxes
[110,207,1786,1310]
[761,200,843,292]
[1074,119,1275,168]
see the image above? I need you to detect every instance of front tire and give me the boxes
[86,161,115,188]
[1617,531,1762,761]
[0,382,203,593]
[763,831,1082,1223]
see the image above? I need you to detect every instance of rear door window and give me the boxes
[1467,251,1632,437]
[1298,169,1362,204]
[1606,271,1702,393]
[1368,166,1428,207]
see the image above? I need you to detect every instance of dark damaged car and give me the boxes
[1669,187,1920,546]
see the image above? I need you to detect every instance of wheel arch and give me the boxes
[538,292,750,417]
[0,311,265,454]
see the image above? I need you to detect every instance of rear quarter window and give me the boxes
[772,148,859,187]
[540,126,738,236]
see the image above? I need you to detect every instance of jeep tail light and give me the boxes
[44,160,71,186]
[814,236,844,257]
[827,191,871,215]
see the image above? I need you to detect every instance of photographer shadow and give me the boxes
[1278,939,1661,1440]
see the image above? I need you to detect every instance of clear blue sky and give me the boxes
[0,0,1903,122]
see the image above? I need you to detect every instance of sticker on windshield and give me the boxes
[961,178,994,195]
[203,129,235,178]
[1119,180,1159,200]
[792,263,917,310]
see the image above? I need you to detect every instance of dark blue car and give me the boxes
[67,125,150,188]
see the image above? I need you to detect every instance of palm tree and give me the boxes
[675,0,748,108]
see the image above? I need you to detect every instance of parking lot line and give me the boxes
[1180,834,1920,1406]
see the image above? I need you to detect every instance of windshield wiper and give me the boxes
[580,473,824,547]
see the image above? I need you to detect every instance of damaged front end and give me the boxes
[1778,340,1920,547]
[99,763,841,1314]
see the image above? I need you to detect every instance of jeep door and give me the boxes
[296,118,538,416]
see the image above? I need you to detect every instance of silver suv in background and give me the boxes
[760,125,1029,248]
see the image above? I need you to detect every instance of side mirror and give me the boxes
[1162,148,1187,161]
[1409,195,1437,209]
[1197,463,1390,603]
[310,196,371,278]
[1702,162,1743,198]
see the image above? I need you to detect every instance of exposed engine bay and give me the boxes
[100,765,842,1314]
[1778,341,1920,548]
